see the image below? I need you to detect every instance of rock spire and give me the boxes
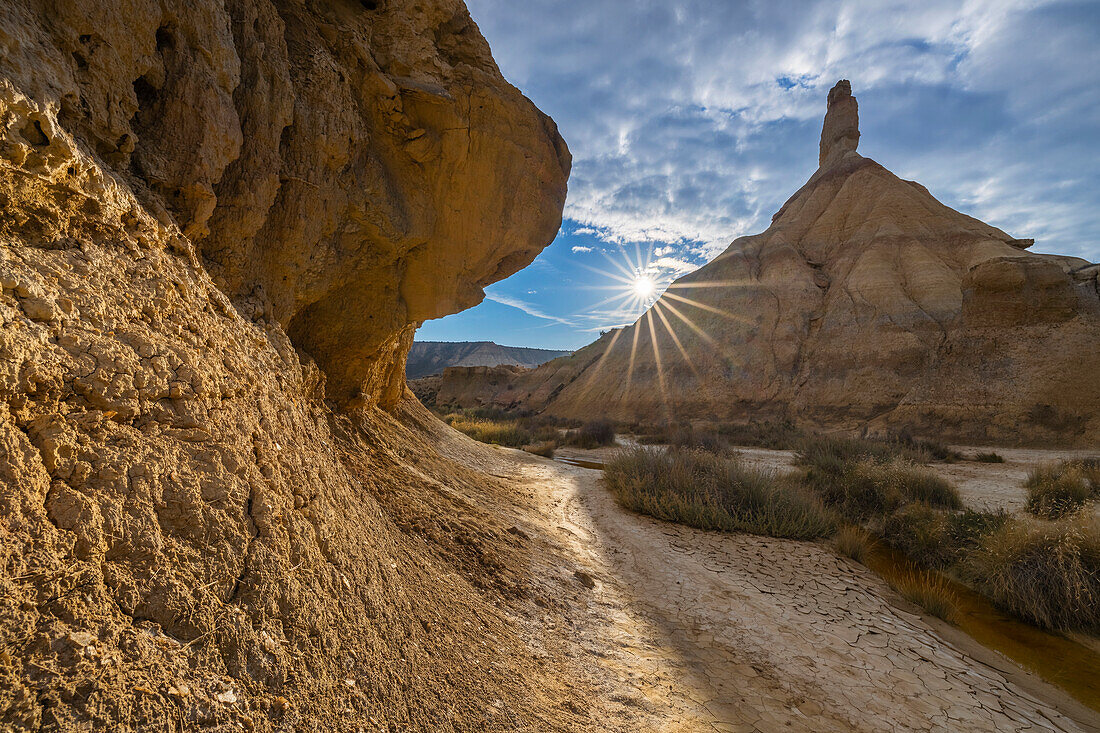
[819,79,860,167]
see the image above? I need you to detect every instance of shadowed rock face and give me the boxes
[443,81,1100,446]
[0,0,570,405]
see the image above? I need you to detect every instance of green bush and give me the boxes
[1025,462,1099,519]
[883,506,1009,570]
[603,447,835,540]
[886,431,962,462]
[964,514,1100,632]
[883,503,953,568]
[805,458,961,520]
[667,424,730,454]
[566,421,616,449]
[795,435,931,472]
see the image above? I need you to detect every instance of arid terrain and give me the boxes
[2,0,1099,731]
[459,435,1100,731]
[418,81,1100,447]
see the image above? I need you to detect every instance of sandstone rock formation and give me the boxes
[443,81,1100,446]
[0,1,582,729]
[0,0,569,405]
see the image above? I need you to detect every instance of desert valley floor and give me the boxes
[440,428,1100,732]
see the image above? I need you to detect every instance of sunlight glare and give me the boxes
[633,274,656,299]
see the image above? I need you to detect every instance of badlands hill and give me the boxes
[0,0,599,729]
[406,341,571,379]
[435,80,1100,446]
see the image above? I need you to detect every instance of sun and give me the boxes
[633,274,656,299]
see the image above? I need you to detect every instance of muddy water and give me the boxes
[553,454,1100,716]
[553,456,606,470]
[863,542,1100,715]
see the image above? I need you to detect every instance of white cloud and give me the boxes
[571,245,593,253]
[467,0,1100,262]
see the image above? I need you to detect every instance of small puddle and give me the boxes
[863,541,1100,715]
[553,456,606,470]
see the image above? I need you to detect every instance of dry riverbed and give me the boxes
[490,444,1100,731]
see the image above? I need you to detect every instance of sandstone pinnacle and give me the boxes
[819,79,860,167]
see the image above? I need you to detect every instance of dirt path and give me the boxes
[504,450,1098,732]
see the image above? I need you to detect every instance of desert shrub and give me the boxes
[948,508,1011,551]
[604,447,835,540]
[715,419,803,450]
[883,505,1009,570]
[805,458,961,520]
[886,570,959,623]
[833,525,873,563]
[447,416,532,447]
[566,420,616,449]
[974,452,1005,463]
[667,424,730,454]
[883,503,953,568]
[522,441,556,458]
[964,514,1100,632]
[886,431,962,462]
[796,435,930,473]
[530,425,562,443]
[1024,461,1099,519]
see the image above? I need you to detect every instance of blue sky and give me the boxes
[416,0,1100,350]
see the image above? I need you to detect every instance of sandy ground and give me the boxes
[494,446,1100,732]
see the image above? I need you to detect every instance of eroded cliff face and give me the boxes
[0,0,569,404]
[443,82,1100,446]
[0,1,579,730]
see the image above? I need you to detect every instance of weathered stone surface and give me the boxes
[819,79,859,167]
[0,0,569,405]
[0,1,583,729]
[440,82,1100,446]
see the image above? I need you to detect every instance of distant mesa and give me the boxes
[406,341,572,379]
[427,80,1100,446]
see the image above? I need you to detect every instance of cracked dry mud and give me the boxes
[497,449,1099,732]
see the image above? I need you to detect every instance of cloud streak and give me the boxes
[484,291,577,327]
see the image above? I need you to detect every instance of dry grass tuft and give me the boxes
[833,525,872,563]
[963,513,1100,632]
[604,447,835,540]
[521,440,556,458]
[974,452,1005,463]
[887,570,959,623]
[445,415,532,448]
[1025,460,1100,519]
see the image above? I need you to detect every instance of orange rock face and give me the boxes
[446,81,1100,446]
